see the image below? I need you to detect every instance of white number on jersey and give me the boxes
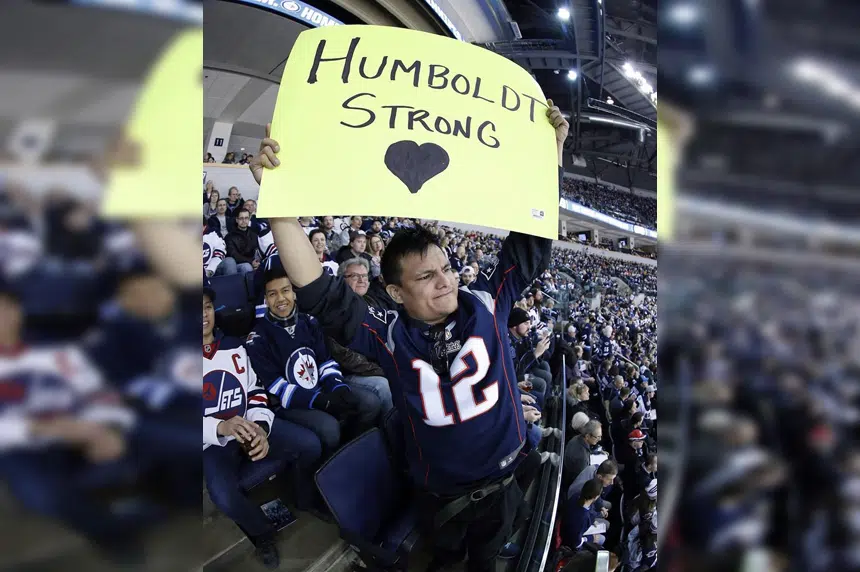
[412,337,498,426]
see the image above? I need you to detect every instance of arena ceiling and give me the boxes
[0,1,189,160]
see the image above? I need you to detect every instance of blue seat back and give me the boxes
[210,274,251,310]
[239,456,287,492]
[382,408,407,472]
[315,429,403,541]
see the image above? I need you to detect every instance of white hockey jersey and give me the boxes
[0,345,135,452]
[203,231,226,276]
[202,334,274,450]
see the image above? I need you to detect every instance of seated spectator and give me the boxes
[568,459,617,516]
[564,420,603,488]
[242,199,269,234]
[204,189,220,218]
[245,263,381,454]
[508,307,549,405]
[224,187,244,217]
[366,232,385,279]
[308,228,338,276]
[203,224,226,277]
[222,151,236,164]
[562,478,606,550]
[449,244,467,273]
[326,258,394,415]
[203,286,321,568]
[317,216,344,252]
[206,198,234,239]
[460,265,476,286]
[223,209,260,276]
[205,152,215,163]
[338,215,363,246]
[567,382,600,433]
[335,230,371,265]
[637,453,657,499]
[0,283,150,556]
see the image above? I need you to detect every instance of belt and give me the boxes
[432,473,516,530]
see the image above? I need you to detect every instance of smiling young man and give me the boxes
[250,101,569,572]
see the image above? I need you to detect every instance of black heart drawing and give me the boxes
[384,141,450,194]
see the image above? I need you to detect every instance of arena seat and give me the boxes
[210,274,256,337]
[315,428,419,571]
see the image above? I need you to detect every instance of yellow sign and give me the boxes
[102,28,202,218]
[259,26,559,238]
[656,115,674,240]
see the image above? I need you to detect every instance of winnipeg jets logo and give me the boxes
[288,348,318,389]
[203,244,211,263]
[245,332,260,345]
[368,306,387,324]
[286,325,296,337]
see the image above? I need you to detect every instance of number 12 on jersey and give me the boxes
[413,337,499,426]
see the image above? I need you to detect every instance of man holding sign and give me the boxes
[251,98,567,570]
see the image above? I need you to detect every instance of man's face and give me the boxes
[647,458,658,473]
[310,233,327,254]
[322,216,334,230]
[632,440,644,450]
[265,277,295,318]
[586,428,602,446]
[372,221,382,233]
[203,296,215,338]
[470,262,479,274]
[456,245,466,258]
[0,295,22,343]
[514,322,529,337]
[526,296,534,308]
[352,236,366,253]
[614,377,625,389]
[599,472,617,487]
[351,216,362,228]
[578,386,590,401]
[216,199,227,215]
[244,200,257,215]
[228,187,239,202]
[535,291,543,302]
[476,249,483,259]
[386,245,458,324]
[567,326,576,338]
[343,263,370,296]
[236,211,250,230]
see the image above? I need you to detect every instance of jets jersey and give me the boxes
[527,306,540,329]
[203,231,226,276]
[257,228,278,262]
[296,220,555,495]
[0,345,135,452]
[244,311,349,410]
[203,334,273,450]
[595,334,614,361]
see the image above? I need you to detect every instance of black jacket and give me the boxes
[225,227,259,264]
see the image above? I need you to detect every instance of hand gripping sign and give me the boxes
[258,25,559,239]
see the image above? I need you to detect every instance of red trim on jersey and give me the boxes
[248,395,267,404]
[362,322,426,473]
[492,264,523,441]
[203,339,221,360]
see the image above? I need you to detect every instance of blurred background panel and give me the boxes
[660,1,860,571]
[0,1,202,571]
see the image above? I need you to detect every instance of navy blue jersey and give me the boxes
[244,311,349,410]
[86,291,199,389]
[296,225,554,495]
[595,334,614,361]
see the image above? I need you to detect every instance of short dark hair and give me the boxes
[580,478,603,503]
[645,453,657,467]
[596,459,619,477]
[632,411,645,426]
[235,209,250,218]
[263,260,288,290]
[308,228,325,242]
[380,225,442,286]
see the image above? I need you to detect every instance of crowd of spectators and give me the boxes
[561,177,657,230]
[663,254,860,572]
[0,182,199,568]
[202,174,659,569]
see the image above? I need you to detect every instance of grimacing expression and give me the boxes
[265,277,295,318]
[386,245,458,324]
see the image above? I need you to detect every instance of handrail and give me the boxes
[536,354,566,572]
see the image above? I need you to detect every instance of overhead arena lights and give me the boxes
[568,69,578,81]
[666,3,700,27]
[791,57,860,111]
[557,7,571,21]
[622,62,657,104]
